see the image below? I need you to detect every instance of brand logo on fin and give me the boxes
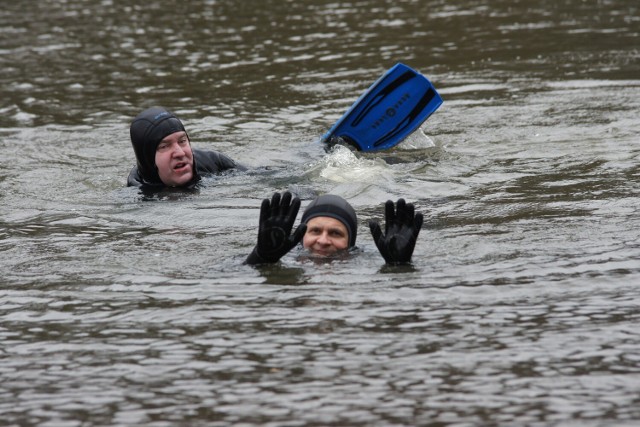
[371,93,410,130]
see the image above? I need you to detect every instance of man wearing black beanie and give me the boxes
[245,192,423,265]
[300,194,358,257]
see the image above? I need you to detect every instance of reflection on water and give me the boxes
[1,0,640,425]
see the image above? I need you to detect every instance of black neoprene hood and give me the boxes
[129,106,187,185]
[301,195,358,247]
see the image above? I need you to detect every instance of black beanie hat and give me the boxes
[301,194,358,247]
[129,106,187,185]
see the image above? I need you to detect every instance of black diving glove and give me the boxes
[245,191,307,265]
[369,198,423,265]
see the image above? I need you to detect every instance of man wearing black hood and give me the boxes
[127,106,242,189]
[245,192,423,265]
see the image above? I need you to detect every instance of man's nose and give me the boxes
[171,143,185,156]
[317,232,331,245]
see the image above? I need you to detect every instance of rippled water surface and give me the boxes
[1,0,639,425]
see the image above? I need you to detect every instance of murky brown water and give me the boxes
[1,0,639,425]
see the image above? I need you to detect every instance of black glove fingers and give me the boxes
[249,192,303,264]
[285,196,301,228]
[369,220,390,260]
[395,198,412,225]
[280,191,292,209]
[387,234,399,263]
[384,199,396,232]
[369,220,383,243]
[258,198,271,225]
[290,223,307,247]
[405,203,416,226]
[270,192,283,217]
[413,212,424,236]
[270,192,282,206]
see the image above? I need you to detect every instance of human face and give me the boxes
[155,131,194,187]
[303,216,350,256]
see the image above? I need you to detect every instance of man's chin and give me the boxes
[310,249,332,257]
[167,172,193,187]
[309,248,343,258]
[300,248,353,264]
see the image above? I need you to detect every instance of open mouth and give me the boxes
[173,162,188,171]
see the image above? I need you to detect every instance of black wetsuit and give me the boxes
[127,148,241,189]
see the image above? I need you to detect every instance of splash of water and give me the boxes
[397,127,437,150]
[312,145,394,184]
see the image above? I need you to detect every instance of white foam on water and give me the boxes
[310,145,394,184]
[397,127,437,150]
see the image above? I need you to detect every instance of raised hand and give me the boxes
[369,199,423,265]
[245,192,307,264]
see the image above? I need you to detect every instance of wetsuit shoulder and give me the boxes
[126,165,165,189]
[193,148,246,175]
[127,165,143,187]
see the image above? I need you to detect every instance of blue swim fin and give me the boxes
[322,63,443,152]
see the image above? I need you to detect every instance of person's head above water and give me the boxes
[300,194,358,256]
[244,191,423,266]
[129,106,194,187]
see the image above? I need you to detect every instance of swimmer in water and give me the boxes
[127,106,244,190]
[245,191,423,265]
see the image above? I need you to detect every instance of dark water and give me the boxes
[1,1,640,425]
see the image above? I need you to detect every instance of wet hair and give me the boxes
[301,194,358,247]
[129,106,187,185]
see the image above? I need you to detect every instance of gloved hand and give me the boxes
[245,191,307,264]
[369,199,423,265]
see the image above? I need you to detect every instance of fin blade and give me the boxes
[322,63,443,152]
